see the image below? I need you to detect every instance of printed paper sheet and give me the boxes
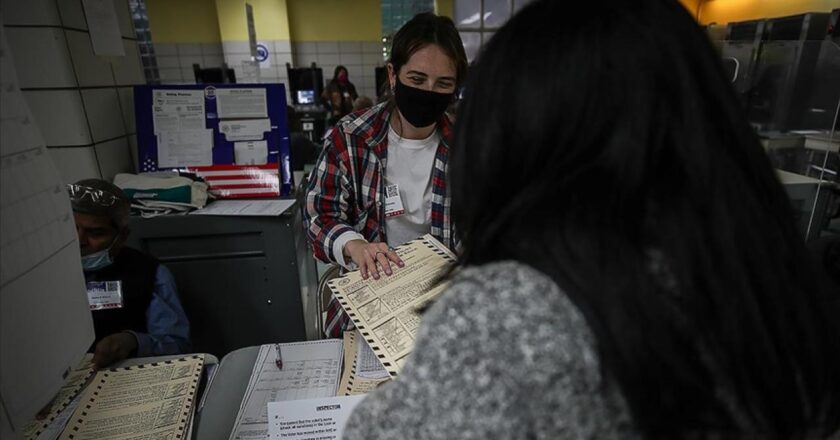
[337,331,389,396]
[229,340,343,440]
[58,355,204,440]
[328,235,456,376]
[267,395,365,440]
[152,89,206,134]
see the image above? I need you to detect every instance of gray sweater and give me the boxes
[343,261,637,439]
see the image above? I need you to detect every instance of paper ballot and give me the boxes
[58,355,204,440]
[328,235,456,377]
[267,395,365,440]
[337,331,389,396]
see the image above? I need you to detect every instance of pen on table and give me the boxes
[275,344,283,370]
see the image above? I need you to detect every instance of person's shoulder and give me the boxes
[426,261,595,355]
[118,246,158,266]
[437,261,567,320]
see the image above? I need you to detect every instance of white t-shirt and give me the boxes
[383,126,439,248]
[332,126,439,269]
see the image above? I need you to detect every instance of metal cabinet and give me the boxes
[125,202,319,358]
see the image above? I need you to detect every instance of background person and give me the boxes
[322,65,358,126]
[70,179,191,368]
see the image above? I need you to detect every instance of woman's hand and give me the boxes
[344,240,404,280]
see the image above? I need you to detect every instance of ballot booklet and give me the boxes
[57,355,204,440]
[328,234,457,377]
[337,330,390,396]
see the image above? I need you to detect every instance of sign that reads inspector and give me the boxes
[267,395,366,440]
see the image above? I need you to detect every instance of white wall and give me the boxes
[2,0,146,183]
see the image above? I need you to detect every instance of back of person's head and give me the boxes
[451,0,840,437]
[353,95,374,111]
[69,178,131,230]
[388,12,468,90]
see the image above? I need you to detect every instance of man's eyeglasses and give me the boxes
[66,184,120,207]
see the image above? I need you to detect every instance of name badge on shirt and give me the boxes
[86,281,124,311]
[384,184,405,218]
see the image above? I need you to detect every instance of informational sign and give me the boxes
[219,118,271,141]
[152,89,206,134]
[216,88,268,119]
[134,84,292,197]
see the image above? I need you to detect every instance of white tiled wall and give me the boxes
[292,40,384,101]
[153,42,227,85]
[2,0,144,182]
[219,39,295,102]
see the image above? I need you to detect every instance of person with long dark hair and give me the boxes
[304,13,467,337]
[343,0,840,438]
[322,65,358,126]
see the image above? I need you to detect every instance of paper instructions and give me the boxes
[81,0,124,56]
[152,89,206,134]
[58,355,204,440]
[267,395,365,440]
[338,331,390,396]
[328,235,456,377]
[216,88,268,119]
[1,28,94,433]
[220,119,271,141]
[234,140,268,165]
[157,129,213,168]
[229,340,344,440]
[191,199,295,217]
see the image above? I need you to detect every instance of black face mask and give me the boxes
[394,78,453,128]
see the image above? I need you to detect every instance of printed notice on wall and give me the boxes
[81,0,124,56]
[234,140,268,165]
[152,89,206,134]
[216,88,268,119]
[220,118,271,141]
[267,395,365,440]
[157,129,213,168]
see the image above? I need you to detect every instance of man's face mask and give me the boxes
[81,245,114,271]
[394,78,453,128]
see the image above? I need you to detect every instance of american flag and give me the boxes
[186,164,281,199]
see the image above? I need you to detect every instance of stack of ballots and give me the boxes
[114,173,209,217]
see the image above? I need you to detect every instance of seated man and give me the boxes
[68,179,191,368]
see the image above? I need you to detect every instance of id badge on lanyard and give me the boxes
[86,281,124,311]
[384,183,405,218]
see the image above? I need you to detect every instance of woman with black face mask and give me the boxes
[322,65,358,126]
[303,13,468,337]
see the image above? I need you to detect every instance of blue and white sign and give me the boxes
[256,43,270,68]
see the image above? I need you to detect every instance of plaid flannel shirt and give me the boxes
[304,102,456,337]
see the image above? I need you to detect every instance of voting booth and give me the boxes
[134,84,293,198]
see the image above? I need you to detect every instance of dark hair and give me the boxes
[388,12,468,90]
[332,65,348,81]
[451,0,840,438]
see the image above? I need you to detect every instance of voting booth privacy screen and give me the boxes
[134,84,292,198]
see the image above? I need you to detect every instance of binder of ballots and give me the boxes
[134,84,292,198]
